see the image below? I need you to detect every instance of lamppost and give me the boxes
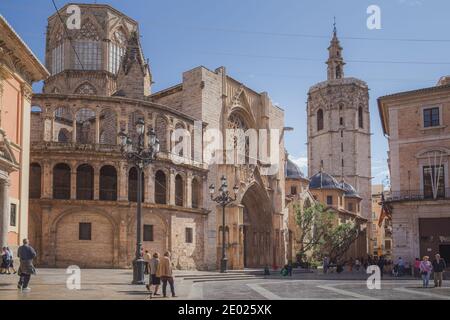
[209,176,239,273]
[118,119,160,285]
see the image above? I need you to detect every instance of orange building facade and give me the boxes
[0,15,49,248]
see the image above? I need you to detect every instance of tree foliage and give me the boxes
[295,202,362,263]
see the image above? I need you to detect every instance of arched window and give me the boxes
[100,165,117,201]
[317,109,324,131]
[128,167,145,202]
[155,170,167,204]
[128,111,144,145]
[108,29,127,74]
[53,163,71,199]
[58,128,71,142]
[358,106,364,129]
[73,19,102,70]
[156,116,168,153]
[228,113,252,164]
[191,178,200,209]
[74,82,96,95]
[175,174,184,206]
[76,108,96,144]
[29,163,42,199]
[77,164,94,200]
[54,106,73,142]
[99,109,117,145]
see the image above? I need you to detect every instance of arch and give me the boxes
[100,165,117,201]
[52,207,117,268]
[317,108,324,131]
[54,106,73,142]
[108,27,127,74]
[228,112,253,164]
[358,106,364,129]
[191,177,201,209]
[76,108,96,144]
[29,163,42,199]
[175,174,184,206]
[58,128,71,143]
[127,111,145,145]
[53,163,71,199]
[155,115,168,153]
[240,182,273,268]
[99,108,117,145]
[128,167,145,202]
[155,170,167,205]
[174,122,188,157]
[76,164,94,200]
[74,82,97,95]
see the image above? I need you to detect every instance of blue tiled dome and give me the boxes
[285,159,305,179]
[340,181,362,198]
[309,171,342,190]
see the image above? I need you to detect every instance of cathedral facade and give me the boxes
[28,3,286,270]
[307,27,372,253]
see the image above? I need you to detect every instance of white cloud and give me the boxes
[288,155,308,174]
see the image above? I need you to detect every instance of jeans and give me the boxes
[161,276,175,297]
[422,272,430,288]
[18,274,31,289]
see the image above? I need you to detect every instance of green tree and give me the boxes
[321,219,361,263]
[295,203,335,262]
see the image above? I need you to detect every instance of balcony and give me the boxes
[385,189,450,202]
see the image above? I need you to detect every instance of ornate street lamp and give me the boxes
[209,176,239,273]
[118,120,160,284]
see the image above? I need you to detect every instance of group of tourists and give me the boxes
[1,247,17,274]
[143,250,177,298]
[415,254,446,288]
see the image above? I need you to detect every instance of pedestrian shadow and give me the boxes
[117,290,152,296]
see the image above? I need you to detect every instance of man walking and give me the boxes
[157,251,176,298]
[432,254,446,288]
[17,239,37,292]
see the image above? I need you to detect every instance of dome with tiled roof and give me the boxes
[285,159,305,180]
[309,170,342,190]
[340,181,362,198]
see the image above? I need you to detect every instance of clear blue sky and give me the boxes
[2,0,450,185]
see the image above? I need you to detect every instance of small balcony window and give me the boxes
[423,107,440,128]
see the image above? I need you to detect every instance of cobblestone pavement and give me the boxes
[0,269,449,300]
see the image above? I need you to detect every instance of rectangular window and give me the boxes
[385,240,392,250]
[9,203,16,227]
[326,196,333,205]
[423,107,440,128]
[79,223,92,240]
[51,43,64,75]
[74,40,102,70]
[423,165,445,199]
[143,225,154,242]
[291,186,297,195]
[185,227,193,243]
[340,117,344,126]
[341,143,344,153]
[348,202,353,212]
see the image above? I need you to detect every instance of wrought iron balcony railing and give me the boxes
[385,189,450,202]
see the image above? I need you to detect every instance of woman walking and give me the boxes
[419,256,433,288]
[1,247,11,274]
[146,252,161,297]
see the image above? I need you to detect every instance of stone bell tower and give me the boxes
[307,23,372,241]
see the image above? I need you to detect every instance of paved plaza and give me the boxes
[0,269,449,300]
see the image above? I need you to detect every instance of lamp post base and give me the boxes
[132,258,146,285]
[220,258,228,273]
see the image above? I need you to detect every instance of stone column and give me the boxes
[169,169,175,206]
[0,179,10,247]
[93,165,100,200]
[118,162,128,201]
[145,166,154,203]
[70,163,77,200]
[95,112,100,144]
[72,118,77,143]
[186,173,192,208]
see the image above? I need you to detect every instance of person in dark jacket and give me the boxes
[17,239,37,292]
[432,254,446,288]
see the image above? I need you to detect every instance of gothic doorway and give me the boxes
[241,183,273,268]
